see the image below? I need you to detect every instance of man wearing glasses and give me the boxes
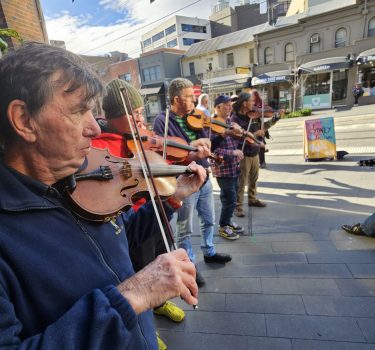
[153,78,233,287]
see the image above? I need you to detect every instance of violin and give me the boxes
[186,109,263,146]
[63,147,193,222]
[126,128,224,165]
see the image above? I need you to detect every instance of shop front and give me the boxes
[139,83,165,124]
[299,57,351,109]
[251,70,293,110]
[356,48,375,105]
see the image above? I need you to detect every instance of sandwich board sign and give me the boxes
[303,117,337,160]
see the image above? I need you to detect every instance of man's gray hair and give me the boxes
[168,78,193,105]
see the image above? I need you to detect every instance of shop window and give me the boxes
[335,28,347,48]
[284,43,294,62]
[360,67,375,96]
[142,65,161,82]
[264,47,273,64]
[368,17,375,37]
[189,62,195,76]
[332,70,348,101]
[165,24,176,36]
[249,48,254,64]
[310,34,320,53]
[226,53,234,67]
[304,72,330,96]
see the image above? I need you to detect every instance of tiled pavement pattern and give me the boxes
[155,151,375,350]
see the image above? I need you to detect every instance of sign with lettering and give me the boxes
[303,117,337,160]
[235,67,251,74]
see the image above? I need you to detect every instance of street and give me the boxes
[156,105,375,350]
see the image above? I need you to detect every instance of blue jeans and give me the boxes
[216,177,238,227]
[175,179,216,262]
[362,212,375,237]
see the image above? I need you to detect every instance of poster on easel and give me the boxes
[303,117,337,161]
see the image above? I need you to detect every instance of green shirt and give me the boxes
[175,116,197,141]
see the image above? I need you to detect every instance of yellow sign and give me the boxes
[235,67,251,74]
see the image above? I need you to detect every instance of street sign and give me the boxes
[303,117,337,160]
[235,67,250,74]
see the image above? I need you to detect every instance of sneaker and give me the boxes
[219,226,239,240]
[204,252,232,264]
[156,332,167,350]
[234,208,245,217]
[260,162,267,169]
[341,223,366,236]
[248,199,267,207]
[228,221,245,234]
[195,267,205,287]
[154,301,185,322]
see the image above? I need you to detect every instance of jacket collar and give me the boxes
[0,162,59,211]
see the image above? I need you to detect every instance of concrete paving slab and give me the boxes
[198,277,262,294]
[347,264,375,278]
[201,334,292,350]
[243,252,307,265]
[271,241,337,253]
[184,311,266,336]
[356,318,375,342]
[303,295,375,317]
[335,278,375,296]
[276,263,353,278]
[266,314,365,342]
[306,251,375,264]
[291,339,375,350]
[261,277,341,296]
[226,294,305,314]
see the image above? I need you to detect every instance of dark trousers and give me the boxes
[216,177,238,227]
[354,95,359,105]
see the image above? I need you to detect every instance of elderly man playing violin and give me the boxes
[153,78,235,287]
[0,43,207,350]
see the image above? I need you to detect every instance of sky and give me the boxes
[40,0,220,57]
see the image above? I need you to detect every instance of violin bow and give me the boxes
[241,118,253,152]
[119,87,177,252]
[162,108,170,160]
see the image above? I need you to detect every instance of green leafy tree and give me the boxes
[0,29,23,55]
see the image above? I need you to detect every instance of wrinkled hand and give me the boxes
[224,122,243,138]
[232,149,244,161]
[188,138,211,161]
[118,249,198,314]
[172,162,207,202]
[254,129,265,138]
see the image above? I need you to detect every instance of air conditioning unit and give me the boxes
[310,35,320,44]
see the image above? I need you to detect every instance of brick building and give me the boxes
[0,0,48,48]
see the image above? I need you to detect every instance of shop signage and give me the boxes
[303,94,331,109]
[253,75,292,85]
[235,67,251,74]
[303,117,337,160]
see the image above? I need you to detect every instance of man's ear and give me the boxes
[7,100,37,143]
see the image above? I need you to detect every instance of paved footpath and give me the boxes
[155,108,375,349]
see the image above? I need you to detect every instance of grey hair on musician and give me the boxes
[168,78,193,105]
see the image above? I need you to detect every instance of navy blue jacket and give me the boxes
[0,162,173,349]
[153,110,224,169]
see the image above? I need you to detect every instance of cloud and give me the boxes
[45,0,216,57]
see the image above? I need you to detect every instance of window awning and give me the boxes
[251,70,293,86]
[357,48,375,64]
[298,56,350,73]
[139,84,163,96]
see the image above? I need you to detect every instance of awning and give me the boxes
[357,48,375,64]
[202,73,249,86]
[298,56,350,73]
[139,84,163,96]
[251,70,293,86]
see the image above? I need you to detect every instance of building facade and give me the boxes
[181,25,262,100]
[141,15,211,53]
[138,48,185,123]
[0,0,48,48]
[252,0,375,109]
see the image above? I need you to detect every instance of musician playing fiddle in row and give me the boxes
[153,78,242,287]
[0,43,207,350]
[231,92,281,217]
